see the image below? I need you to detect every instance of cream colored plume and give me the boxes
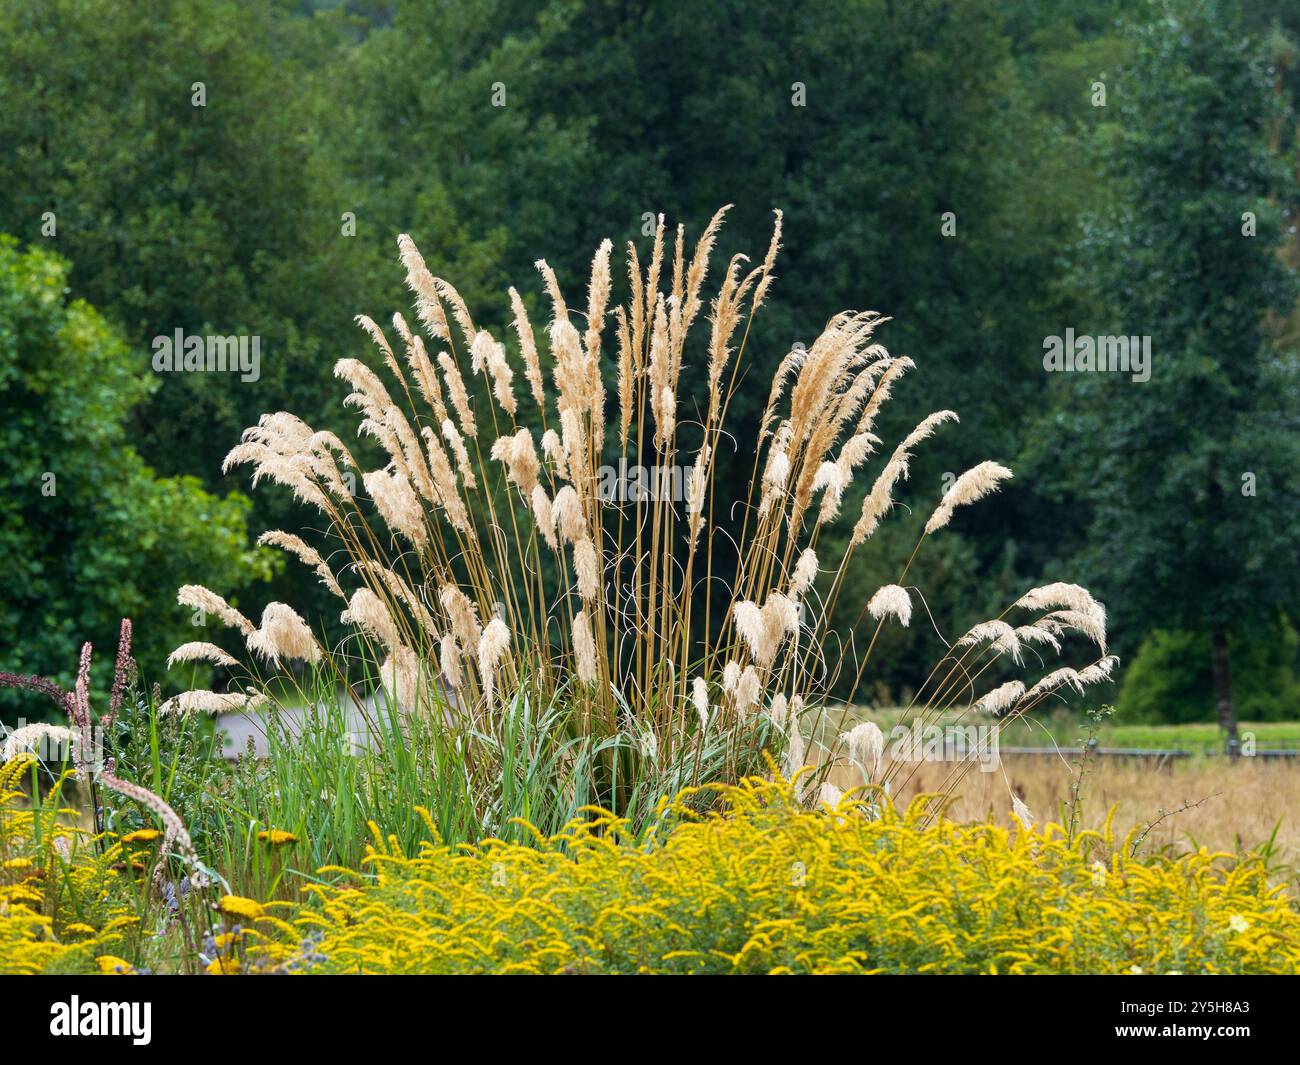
[733,592,799,668]
[692,677,709,729]
[342,588,402,649]
[167,642,239,670]
[439,633,463,689]
[176,585,255,638]
[842,720,885,776]
[439,585,483,648]
[258,531,344,599]
[956,620,1022,662]
[572,537,601,601]
[245,603,321,667]
[867,585,912,627]
[789,549,818,599]
[973,680,1025,716]
[2,723,75,763]
[572,610,597,685]
[364,469,427,548]
[478,618,511,710]
[925,461,1013,534]
[160,690,267,715]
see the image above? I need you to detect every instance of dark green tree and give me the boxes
[0,237,271,702]
[1050,0,1299,743]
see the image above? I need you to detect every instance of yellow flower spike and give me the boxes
[96,954,136,974]
[256,828,299,846]
[218,895,265,922]
[119,828,162,845]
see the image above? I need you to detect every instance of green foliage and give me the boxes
[1120,618,1300,723]
[1049,0,1299,641]
[0,237,271,702]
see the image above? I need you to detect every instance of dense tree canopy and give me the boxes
[0,238,270,702]
[0,0,1295,721]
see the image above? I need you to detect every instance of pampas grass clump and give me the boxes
[173,207,1115,823]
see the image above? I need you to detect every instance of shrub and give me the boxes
[168,210,1117,834]
[0,236,271,706]
[244,775,1300,975]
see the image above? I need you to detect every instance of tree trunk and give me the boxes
[1210,625,1239,756]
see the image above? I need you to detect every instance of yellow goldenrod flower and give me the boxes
[96,955,135,974]
[256,829,299,846]
[120,829,162,844]
[218,895,265,922]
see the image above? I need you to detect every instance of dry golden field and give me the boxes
[871,755,1300,870]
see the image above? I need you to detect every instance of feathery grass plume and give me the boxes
[177,585,254,637]
[491,428,540,495]
[955,620,1022,663]
[159,690,267,715]
[692,676,709,728]
[1015,623,1062,655]
[355,314,402,379]
[1024,667,1085,701]
[101,771,199,887]
[867,585,912,627]
[973,680,1026,716]
[843,720,885,777]
[1011,794,1034,830]
[397,233,452,344]
[478,618,511,710]
[192,209,1112,825]
[439,632,463,689]
[439,585,482,649]
[685,444,709,546]
[258,531,344,599]
[551,485,587,544]
[750,207,783,312]
[734,665,761,716]
[722,660,741,694]
[437,351,477,438]
[530,484,558,550]
[541,428,567,479]
[573,610,597,685]
[246,603,321,667]
[1015,582,1104,618]
[788,548,819,599]
[441,418,477,490]
[342,588,403,649]
[363,470,428,548]
[1039,608,1109,652]
[785,715,806,776]
[733,594,798,668]
[166,642,239,670]
[1077,655,1119,686]
[925,461,1013,534]
[379,644,423,710]
[572,537,601,601]
[478,332,517,416]
[1,723,75,764]
[432,275,476,347]
[508,286,545,409]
